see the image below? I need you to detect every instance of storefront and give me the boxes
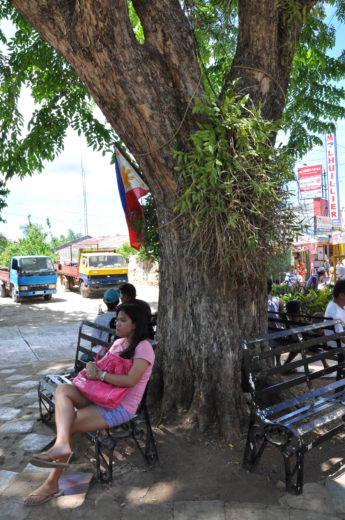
[330,231,345,268]
[292,234,331,280]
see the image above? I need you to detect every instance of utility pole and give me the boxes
[80,145,88,236]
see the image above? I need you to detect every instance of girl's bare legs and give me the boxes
[24,384,108,506]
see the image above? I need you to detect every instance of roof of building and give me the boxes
[53,234,129,253]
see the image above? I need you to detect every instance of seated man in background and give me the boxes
[119,282,155,339]
[286,299,301,322]
[324,279,345,348]
[284,302,330,369]
[81,288,120,361]
[267,279,284,316]
[267,279,284,366]
[92,288,120,347]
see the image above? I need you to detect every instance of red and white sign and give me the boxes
[325,133,341,225]
[314,215,332,232]
[298,164,322,200]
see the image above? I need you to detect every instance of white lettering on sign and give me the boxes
[325,133,341,225]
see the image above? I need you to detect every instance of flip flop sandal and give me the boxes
[29,451,74,468]
[24,489,64,506]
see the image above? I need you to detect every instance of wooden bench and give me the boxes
[241,319,345,494]
[38,319,158,482]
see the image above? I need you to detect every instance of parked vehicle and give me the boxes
[0,255,58,303]
[56,249,128,298]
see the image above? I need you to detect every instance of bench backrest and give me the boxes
[268,312,333,331]
[241,319,345,410]
[74,319,117,374]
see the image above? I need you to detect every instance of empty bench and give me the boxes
[38,319,158,482]
[241,319,345,494]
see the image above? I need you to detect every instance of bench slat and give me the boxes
[260,376,345,416]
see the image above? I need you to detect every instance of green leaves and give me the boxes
[284,6,345,156]
[276,287,334,315]
[173,83,299,275]
[0,4,116,183]
[0,216,54,265]
[183,0,238,96]
[0,218,83,265]
[186,1,345,158]
[127,0,145,44]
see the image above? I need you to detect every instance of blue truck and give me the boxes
[0,255,58,303]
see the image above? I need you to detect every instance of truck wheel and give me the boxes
[62,276,70,292]
[44,294,52,301]
[80,281,89,298]
[0,284,6,298]
[11,287,19,303]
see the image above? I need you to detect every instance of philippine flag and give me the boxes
[115,147,149,250]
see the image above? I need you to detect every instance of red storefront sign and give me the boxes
[298,165,322,200]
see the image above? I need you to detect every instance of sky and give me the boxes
[0,16,129,242]
[0,131,129,241]
[0,100,129,240]
[1,6,345,242]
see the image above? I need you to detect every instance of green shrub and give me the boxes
[271,284,333,315]
[291,288,333,315]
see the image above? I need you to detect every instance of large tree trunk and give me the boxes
[155,212,267,436]
[10,0,315,437]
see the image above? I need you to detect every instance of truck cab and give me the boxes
[78,251,128,297]
[10,255,58,302]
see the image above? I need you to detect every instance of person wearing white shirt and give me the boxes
[324,280,345,348]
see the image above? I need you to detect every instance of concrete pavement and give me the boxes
[1,323,80,365]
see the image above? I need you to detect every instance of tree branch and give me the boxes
[223,0,317,121]
[132,0,200,96]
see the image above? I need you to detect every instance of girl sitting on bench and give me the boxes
[24,303,155,506]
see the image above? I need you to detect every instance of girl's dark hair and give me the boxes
[116,303,149,359]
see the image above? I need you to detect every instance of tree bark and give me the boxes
[9,0,316,437]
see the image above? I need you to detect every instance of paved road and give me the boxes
[0,283,159,367]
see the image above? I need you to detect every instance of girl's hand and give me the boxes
[86,362,100,380]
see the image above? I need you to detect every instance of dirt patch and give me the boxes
[65,413,345,507]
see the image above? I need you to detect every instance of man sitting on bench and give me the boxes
[119,283,155,340]
[81,289,120,362]
[324,279,345,347]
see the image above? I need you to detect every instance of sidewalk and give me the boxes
[1,347,345,518]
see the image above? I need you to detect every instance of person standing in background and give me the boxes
[298,259,306,285]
